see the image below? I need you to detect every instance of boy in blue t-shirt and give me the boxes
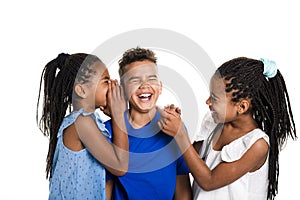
[110,47,192,200]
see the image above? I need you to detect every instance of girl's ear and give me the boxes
[237,99,250,114]
[74,84,87,99]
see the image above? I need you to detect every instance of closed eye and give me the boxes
[210,93,218,102]
[129,78,140,84]
[101,78,110,84]
[147,75,158,82]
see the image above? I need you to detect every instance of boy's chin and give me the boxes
[134,106,156,113]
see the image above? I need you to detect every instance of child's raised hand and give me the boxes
[157,105,184,137]
[105,79,126,118]
[164,104,181,115]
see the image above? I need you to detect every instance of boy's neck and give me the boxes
[128,107,156,129]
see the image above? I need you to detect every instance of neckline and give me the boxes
[211,128,260,152]
[125,110,161,138]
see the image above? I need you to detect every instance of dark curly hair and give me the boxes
[118,46,157,78]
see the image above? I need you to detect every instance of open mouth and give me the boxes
[138,93,152,102]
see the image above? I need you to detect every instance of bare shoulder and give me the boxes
[250,138,269,153]
[246,138,269,172]
[63,123,84,151]
[75,114,97,128]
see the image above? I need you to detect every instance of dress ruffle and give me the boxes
[221,129,269,162]
[58,108,111,138]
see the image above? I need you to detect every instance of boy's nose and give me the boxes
[139,81,150,89]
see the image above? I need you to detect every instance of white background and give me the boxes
[0,0,299,199]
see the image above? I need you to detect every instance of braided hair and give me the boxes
[36,53,102,179]
[215,57,296,200]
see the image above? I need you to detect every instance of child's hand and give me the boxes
[105,79,126,118]
[164,104,181,115]
[157,105,184,137]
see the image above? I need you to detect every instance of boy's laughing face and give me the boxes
[121,60,162,113]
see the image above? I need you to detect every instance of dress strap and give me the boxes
[202,123,222,160]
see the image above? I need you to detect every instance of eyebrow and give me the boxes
[148,75,158,78]
[101,76,110,80]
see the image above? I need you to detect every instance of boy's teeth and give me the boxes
[139,94,151,98]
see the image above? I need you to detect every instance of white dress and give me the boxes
[193,118,269,200]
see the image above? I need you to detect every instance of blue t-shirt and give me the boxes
[111,110,190,200]
[49,109,112,200]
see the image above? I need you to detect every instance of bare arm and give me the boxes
[106,179,113,200]
[76,81,128,176]
[174,174,192,200]
[158,108,269,190]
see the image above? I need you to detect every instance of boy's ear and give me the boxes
[74,84,87,98]
[237,99,250,114]
[159,81,162,95]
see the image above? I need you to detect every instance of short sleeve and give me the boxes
[81,111,112,139]
[221,129,269,162]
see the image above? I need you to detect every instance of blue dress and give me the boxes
[49,109,111,200]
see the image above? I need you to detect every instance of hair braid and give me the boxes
[36,53,102,179]
[216,57,296,200]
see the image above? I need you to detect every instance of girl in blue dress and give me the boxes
[37,53,128,199]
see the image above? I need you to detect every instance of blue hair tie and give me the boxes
[260,58,277,78]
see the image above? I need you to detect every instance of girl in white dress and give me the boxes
[158,57,296,200]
